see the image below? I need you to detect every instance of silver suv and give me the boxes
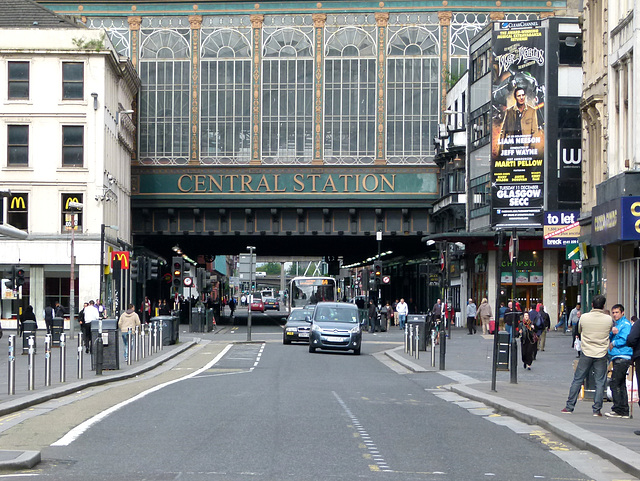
[308,302,362,355]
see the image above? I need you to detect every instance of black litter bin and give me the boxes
[407,315,427,351]
[497,331,510,371]
[151,315,179,345]
[51,317,64,346]
[91,320,119,370]
[22,319,37,354]
[190,307,205,333]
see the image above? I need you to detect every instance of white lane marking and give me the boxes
[51,344,234,447]
[332,391,392,473]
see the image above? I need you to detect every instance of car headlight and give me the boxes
[350,325,360,334]
[285,327,296,333]
[311,323,321,332]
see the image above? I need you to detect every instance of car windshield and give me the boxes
[288,309,313,321]
[314,306,358,323]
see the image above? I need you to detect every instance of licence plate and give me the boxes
[298,332,309,338]
[324,336,348,343]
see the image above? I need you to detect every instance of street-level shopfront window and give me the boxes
[499,251,543,311]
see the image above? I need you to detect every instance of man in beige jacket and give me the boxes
[561,295,613,416]
[118,303,141,361]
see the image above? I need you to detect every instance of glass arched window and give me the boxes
[201,28,252,164]
[324,26,376,164]
[139,29,190,165]
[86,17,130,57]
[387,26,440,164]
[450,14,488,80]
[262,26,314,164]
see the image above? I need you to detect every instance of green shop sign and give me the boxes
[132,169,438,200]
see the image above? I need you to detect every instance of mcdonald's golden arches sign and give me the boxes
[111,251,130,270]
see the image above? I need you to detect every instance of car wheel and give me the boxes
[353,346,361,355]
[283,337,291,345]
[309,344,316,353]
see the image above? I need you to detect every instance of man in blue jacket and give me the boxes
[606,304,633,418]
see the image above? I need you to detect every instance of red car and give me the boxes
[250,293,264,312]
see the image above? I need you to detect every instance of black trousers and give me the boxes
[467,316,476,334]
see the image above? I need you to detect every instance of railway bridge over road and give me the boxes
[131,165,439,265]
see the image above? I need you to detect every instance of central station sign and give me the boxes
[132,168,438,200]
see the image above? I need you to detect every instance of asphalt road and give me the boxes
[0,316,627,481]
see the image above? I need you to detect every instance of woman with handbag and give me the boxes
[521,312,537,370]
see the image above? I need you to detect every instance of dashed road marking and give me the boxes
[333,391,392,473]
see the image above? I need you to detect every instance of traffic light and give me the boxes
[362,269,369,291]
[130,258,140,281]
[203,270,212,292]
[4,266,16,290]
[15,267,25,287]
[373,262,382,288]
[147,258,160,280]
[183,262,192,287]
[172,256,184,289]
[196,267,205,290]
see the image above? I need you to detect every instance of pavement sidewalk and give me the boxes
[0,327,202,470]
[385,327,640,479]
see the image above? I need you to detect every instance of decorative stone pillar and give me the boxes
[250,14,264,165]
[375,12,389,165]
[312,13,327,165]
[128,16,142,68]
[438,11,452,124]
[189,15,203,165]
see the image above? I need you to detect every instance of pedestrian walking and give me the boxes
[605,304,632,418]
[83,300,100,353]
[537,303,551,351]
[367,300,378,333]
[503,301,521,340]
[466,298,477,335]
[397,298,409,330]
[118,303,141,362]
[561,295,613,416]
[521,313,536,370]
[43,303,55,334]
[477,298,492,335]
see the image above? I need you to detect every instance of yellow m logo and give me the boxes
[65,197,80,210]
[10,196,26,210]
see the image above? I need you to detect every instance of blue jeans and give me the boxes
[121,333,135,360]
[565,354,608,413]
[399,314,407,329]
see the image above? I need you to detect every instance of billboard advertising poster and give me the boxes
[543,211,580,248]
[491,20,546,228]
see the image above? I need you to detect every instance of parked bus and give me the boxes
[288,276,337,311]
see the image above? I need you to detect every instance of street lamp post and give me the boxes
[66,201,83,340]
[246,246,255,342]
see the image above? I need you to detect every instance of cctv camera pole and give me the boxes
[69,213,77,340]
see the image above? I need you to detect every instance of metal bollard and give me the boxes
[44,335,52,387]
[431,329,436,367]
[8,335,15,395]
[140,325,146,359]
[126,328,132,366]
[409,326,414,357]
[60,333,66,383]
[150,322,156,355]
[77,331,84,379]
[159,321,164,351]
[439,323,446,371]
[135,326,140,362]
[95,337,103,375]
[404,325,409,353]
[146,324,152,356]
[415,325,420,360]
[28,336,35,390]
